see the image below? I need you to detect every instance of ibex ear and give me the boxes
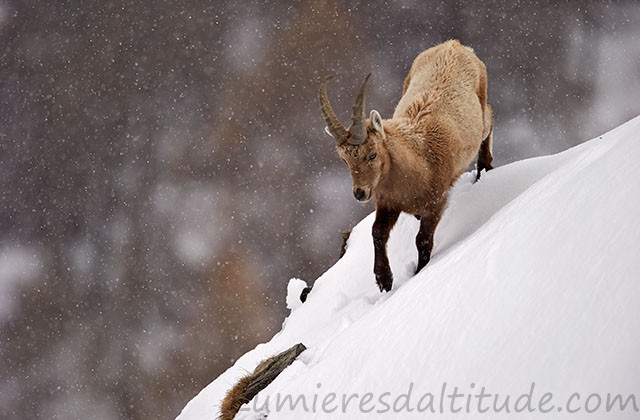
[370,110,385,138]
[324,126,335,138]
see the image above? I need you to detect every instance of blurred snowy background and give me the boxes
[1,1,639,419]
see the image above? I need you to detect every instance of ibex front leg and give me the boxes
[372,208,400,292]
[415,208,443,274]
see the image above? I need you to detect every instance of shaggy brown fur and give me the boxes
[319,40,494,292]
[218,343,306,420]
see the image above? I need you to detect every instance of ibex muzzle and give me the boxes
[320,74,384,204]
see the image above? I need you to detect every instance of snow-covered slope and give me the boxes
[178,117,640,420]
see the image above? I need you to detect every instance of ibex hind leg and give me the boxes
[476,106,494,182]
[476,129,494,181]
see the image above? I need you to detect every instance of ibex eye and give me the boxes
[368,152,377,161]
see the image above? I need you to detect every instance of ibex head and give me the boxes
[319,74,386,202]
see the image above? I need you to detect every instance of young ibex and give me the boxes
[319,40,494,292]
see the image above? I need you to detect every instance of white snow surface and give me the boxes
[178,117,640,420]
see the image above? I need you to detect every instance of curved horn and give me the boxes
[348,73,371,145]
[319,76,348,142]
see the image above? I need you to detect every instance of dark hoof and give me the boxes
[476,164,494,182]
[375,271,393,292]
[416,254,431,274]
[299,286,312,303]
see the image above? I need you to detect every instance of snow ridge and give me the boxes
[178,116,640,420]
